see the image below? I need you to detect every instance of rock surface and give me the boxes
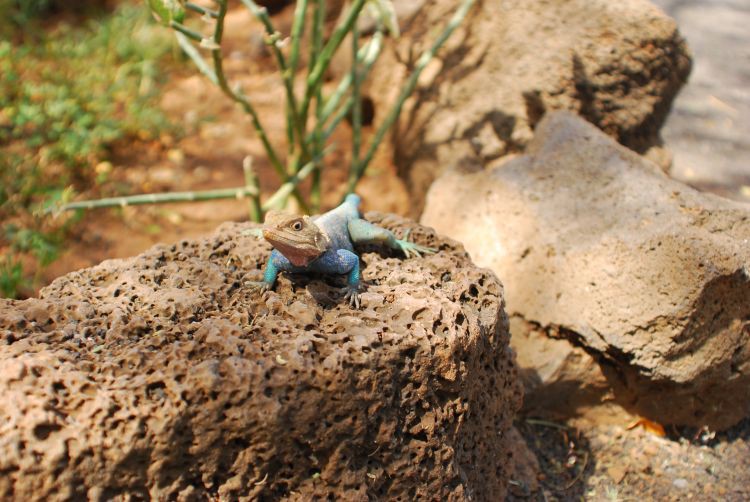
[0,213,522,500]
[510,316,628,425]
[422,112,750,429]
[369,0,691,214]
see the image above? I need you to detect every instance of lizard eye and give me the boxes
[292,221,303,231]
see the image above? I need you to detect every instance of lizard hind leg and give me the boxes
[348,219,436,258]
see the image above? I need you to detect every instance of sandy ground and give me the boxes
[652,0,750,202]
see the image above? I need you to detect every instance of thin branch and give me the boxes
[319,31,383,126]
[262,154,319,210]
[185,2,218,18]
[175,32,218,85]
[288,0,308,78]
[240,0,309,163]
[321,32,383,141]
[309,0,325,211]
[303,0,367,121]
[209,0,310,213]
[243,156,263,222]
[169,20,202,42]
[286,0,309,155]
[350,22,362,184]
[54,151,331,215]
[55,187,259,212]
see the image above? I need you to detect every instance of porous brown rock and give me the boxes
[368,0,691,215]
[0,213,521,500]
[421,111,750,430]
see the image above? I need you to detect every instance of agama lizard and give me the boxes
[248,194,435,308]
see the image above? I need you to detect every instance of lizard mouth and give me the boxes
[263,229,326,267]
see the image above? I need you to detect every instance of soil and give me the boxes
[513,414,750,501]
[27,3,750,501]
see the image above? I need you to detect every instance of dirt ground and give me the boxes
[512,415,750,501]
[653,0,750,202]
[34,3,750,501]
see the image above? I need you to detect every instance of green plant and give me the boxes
[0,2,177,298]
[55,0,477,219]
[0,256,26,299]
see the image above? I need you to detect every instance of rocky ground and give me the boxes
[514,416,750,501]
[652,0,750,202]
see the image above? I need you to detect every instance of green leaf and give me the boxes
[148,0,186,26]
[366,0,399,37]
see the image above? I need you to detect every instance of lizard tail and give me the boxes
[345,193,362,209]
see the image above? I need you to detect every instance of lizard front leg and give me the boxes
[247,251,287,294]
[318,249,363,308]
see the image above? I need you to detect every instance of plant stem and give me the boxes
[169,21,203,42]
[243,156,263,222]
[261,157,318,210]
[321,31,383,141]
[56,187,260,212]
[319,31,383,127]
[208,0,310,213]
[240,0,309,168]
[346,0,477,194]
[286,0,308,156]
[185,2,218,18]
[288,0,308,78]
[175,32,218,85]
[309,0,325,211]
[55,151,329,215]
[303,0,367,122]
[349,22,361,187]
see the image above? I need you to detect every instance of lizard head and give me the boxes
[262,211,330,267]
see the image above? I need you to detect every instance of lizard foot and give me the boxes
[395,229,437,258]
[245,280,272,298]
[343,284,364,309]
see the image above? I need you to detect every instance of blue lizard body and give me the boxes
[257,194,434,307]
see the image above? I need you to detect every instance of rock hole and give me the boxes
[33,423,62,440]
[146,381,166,399]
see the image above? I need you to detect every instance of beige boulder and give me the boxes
[422,111,750,429]
[368,0,691,214]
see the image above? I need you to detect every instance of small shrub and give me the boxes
[0,2,177,298]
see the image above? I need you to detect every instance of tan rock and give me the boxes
[422,112,750,429]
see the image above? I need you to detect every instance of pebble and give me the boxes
[673,478,689,489]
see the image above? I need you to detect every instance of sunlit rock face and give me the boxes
[423,111,750,430]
